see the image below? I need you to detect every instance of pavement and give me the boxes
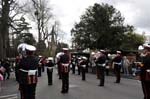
[0,69,143,99]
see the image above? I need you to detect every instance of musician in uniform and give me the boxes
[95,50,106,86]
[112,51,122,83]
[59,48,70,94]
[95,51,101,79]
[80,57,87,81]
[46,57,54,85]
[18,44,38,99]
[139,44,150,99]
[38,56,42,77]
[77,57,81,75]
[71,55,76,74]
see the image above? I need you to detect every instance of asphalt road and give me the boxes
[0,69,143,99]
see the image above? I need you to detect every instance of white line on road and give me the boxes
[0,94,18,99]
[69,84,78,88]
[7,96,18,99]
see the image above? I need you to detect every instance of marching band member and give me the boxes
[139,44,150,99]
[80,57,87,81]
[59,48,70,94]
[95,50,106,86]
[18,44,38,99]
[112,51,122,83]
[46,57,54,85]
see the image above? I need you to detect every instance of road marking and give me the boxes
[0,94,18,99]
[69,84,78,88]
[7,96,18,99]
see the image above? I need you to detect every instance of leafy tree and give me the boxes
[71,3,143,50]
[121,32,145,50]
[14,33,36,46]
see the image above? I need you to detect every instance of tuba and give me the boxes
[17,43,28,58]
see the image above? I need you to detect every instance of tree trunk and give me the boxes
[0,33,4,59]
[0,0,11,59]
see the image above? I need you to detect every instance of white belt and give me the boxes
[62,63,69,67]
[106,66,109,69]
[81,65,86,68]
[19,69,29,72]
[19,69,37,75]
[146,69,150,73]
[47,67,53,69]
[97,64,105,67]
[114,62,121,65]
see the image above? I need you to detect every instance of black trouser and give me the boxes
[81,67,86,81]
[96,66,100,79]
[19,84,36,99]
[15,71,19,81]
[58,64,62,79]
[86,65,88,73]
[15,68,19,81]
[97,66,105,85]
[42,65,45,72]
[38,67,42,77]
[105,68,109,76]
[114,65,121,83]
[47,69,53,85]
[61,72,69,92]
[72,64,76,74]
[141,81,150,99]
[78,66,81,75]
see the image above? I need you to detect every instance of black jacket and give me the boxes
[18,56,38,84]
[141,54,150,81]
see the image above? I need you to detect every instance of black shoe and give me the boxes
[114,81,120,83]
[48,83,52,85]
[98,84,104,87]
[61,90,65,93]
[61,90,66,94]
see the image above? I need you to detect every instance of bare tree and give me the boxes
[24,0,53,43]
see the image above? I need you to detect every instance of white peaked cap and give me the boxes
[91,52,95,55]
[39,55,42,58]
[97,51,101,54]
[62,48,69,50]
[138,45,144,50]
[25,44,36,51]
[82,56,87,60]
[78,57,81,60]
[100,49,105,53]
[117,51,121,54]
[48,57,53,60]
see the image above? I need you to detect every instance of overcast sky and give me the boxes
[49,0,150,44]
[26,0,150,44]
